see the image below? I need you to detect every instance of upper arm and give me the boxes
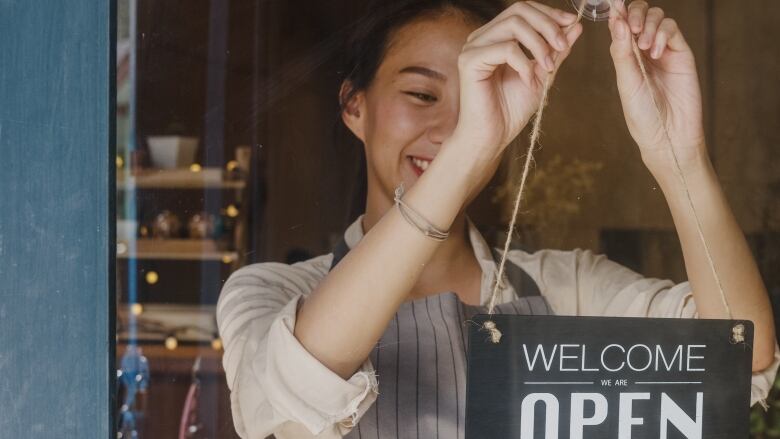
[526,248,779,407]
[216,262,310,438]
[216,257,378,438]
[523,247,693,317]
[572,248,690,317]
[217,262,305,388]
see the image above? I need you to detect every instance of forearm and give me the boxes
[649,152,776,371]
[294,141,487,379]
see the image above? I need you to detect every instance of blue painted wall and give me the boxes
[0,0,114,437]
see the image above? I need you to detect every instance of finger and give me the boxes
[627,0,649,35]
[609,8,643,93]
[638,7,664,50]
[608,3,631,58]
[468,2,570,48]
[459,41,535,84]
[612,0,629,21]
[570,0,591,17]
[550,21,583,70]
[651,18,688,58]
[608,0,628,26]
[513,2,573,51]
[467,15,558,71]
[525,1,579,26]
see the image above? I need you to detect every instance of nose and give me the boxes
[426,99,459,146]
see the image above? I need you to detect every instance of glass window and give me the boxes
[114,1,780,437]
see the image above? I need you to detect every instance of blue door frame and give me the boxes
[0,1,115,437]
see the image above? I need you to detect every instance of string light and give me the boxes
[189,163,202,172]
[145,271,159,285]
[130,303,143,316]
[221,255,233,264]
[225,204,239,218]
[211,337,223,351]
[165,335,178,350]
[116,156,124,168]
[226,160,238,171]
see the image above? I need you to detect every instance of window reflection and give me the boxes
[115,0,251,437]
[113,0,780,437]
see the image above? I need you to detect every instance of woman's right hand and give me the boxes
[449,1,583,168]
[294,2,584,385]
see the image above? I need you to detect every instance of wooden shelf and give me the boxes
[116,343,224,375]
[117,238,238,261]
[117,168,245,190]
[118,303,218,340]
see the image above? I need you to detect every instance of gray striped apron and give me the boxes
[328,237,553,439]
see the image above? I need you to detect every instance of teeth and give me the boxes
[412,157,431,171]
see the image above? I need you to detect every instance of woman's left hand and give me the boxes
[608,1,707,175]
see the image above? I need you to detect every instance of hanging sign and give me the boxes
[465,315,753,439]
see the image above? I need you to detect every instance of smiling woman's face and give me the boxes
[342,9,480,210]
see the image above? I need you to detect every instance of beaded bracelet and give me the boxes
[393,183,450,241]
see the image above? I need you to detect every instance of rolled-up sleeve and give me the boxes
[532,248,780,408]
[217,262,379,439]
[578,249,780,408]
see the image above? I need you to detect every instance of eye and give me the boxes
[403,91,437,103]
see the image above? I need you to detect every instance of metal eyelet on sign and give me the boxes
[731,323,746,344]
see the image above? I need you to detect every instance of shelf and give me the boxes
[116,343,224,375]
[117,302,222,373]
[118,303,217,342]
[117,168,245,190]
[117,238,238,262]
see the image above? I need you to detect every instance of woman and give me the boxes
[217,1,779,438]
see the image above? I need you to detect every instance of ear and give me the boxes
[339,80,366,142]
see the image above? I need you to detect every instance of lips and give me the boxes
[408,155,432,176]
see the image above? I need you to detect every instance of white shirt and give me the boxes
[216,214,780,439]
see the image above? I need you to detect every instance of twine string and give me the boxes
[481,1,589,343]
[482,0,733,345]
[608,0,732,320]
[624,25,732,320]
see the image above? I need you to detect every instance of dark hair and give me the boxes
[340,0,505,110]
[336,0,506,222]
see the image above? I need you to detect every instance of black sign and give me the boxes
[466,315,753,439]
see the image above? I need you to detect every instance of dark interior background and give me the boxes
[132,0,779,291]
[118,0,780,437]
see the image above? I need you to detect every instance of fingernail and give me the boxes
[545,55,555,71]
[652,45,662,58]
[557,35,568,50]
[615,20,627,40]
[561,9,577,19]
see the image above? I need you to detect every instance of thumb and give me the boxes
[608,11,642,95]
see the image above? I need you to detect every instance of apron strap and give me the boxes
[328,234,540,298]
[329,235,351,270]
[488,246,540,297]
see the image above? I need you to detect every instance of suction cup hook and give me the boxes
[569,0,611,21]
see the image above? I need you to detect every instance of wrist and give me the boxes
[646,150,715,194]
[642,143,711,180]
[400,144,481,230]
[440,135,502,181]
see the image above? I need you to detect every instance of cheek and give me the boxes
[366,96,425,157]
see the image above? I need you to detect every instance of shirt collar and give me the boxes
[343,214,517,306]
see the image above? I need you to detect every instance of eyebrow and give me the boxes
[398,66,447,82]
